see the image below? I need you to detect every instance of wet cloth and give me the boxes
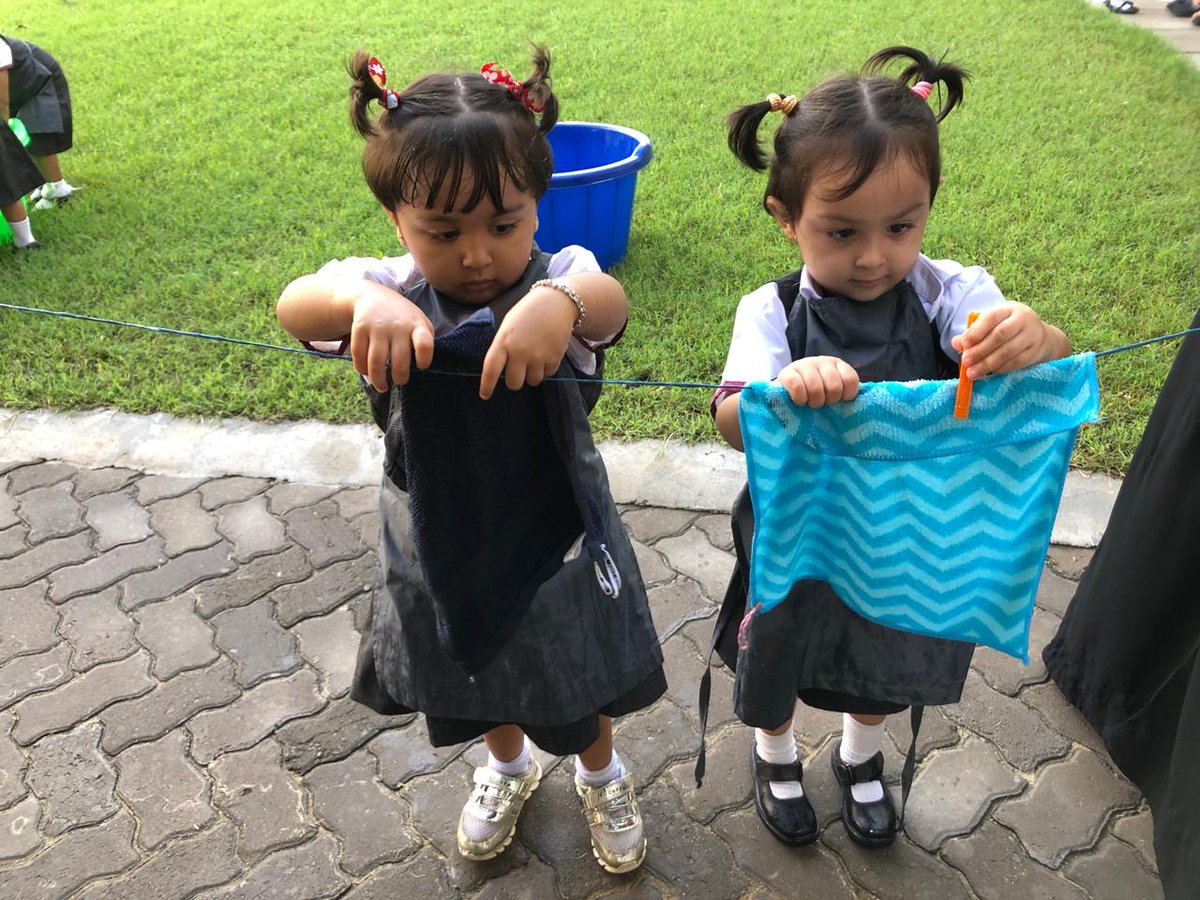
[739,353,1101,662]
[1044,311,1200,900]
[0,37,73,156]
[397,303,605,673]
[349,251,665,749]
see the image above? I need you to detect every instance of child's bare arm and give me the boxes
[951,302,1071,380]
[548,272,629,344]
[277,275,434,391]
[714,393,745,452]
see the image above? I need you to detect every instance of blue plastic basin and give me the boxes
[535,122,653,271]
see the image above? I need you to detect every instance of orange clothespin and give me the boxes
[953,312,980,420]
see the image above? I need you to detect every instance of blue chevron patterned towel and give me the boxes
[739,353,1101,662]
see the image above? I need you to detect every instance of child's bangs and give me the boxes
[816,130,893,202]
[815,130,932,203]
[393,115,548,213]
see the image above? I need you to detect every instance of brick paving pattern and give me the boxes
[0,460,1163,898]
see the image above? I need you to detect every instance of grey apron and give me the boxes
[352,253,664,727]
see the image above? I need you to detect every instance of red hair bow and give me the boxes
[367,56,400,110]
[481,62,545,114]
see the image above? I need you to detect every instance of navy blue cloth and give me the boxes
[398,307,584,673]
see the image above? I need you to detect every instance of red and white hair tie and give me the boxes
[367,56,401,110]
[481,62,545,114]
[911,81,933,101]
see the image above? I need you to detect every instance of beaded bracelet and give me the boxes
[532,278,586,333]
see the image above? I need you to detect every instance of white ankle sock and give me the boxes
[489,738,532,777]
[9,216,35,247]
[755,727,803,800]
[840,715,885,803]
[576,750,625,787]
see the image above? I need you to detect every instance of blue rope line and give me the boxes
[0,301,725,387]
[1,302,1195,387]
[1093,327,1200,357]
[0,303,347,360]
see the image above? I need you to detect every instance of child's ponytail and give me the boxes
[726,99,784,171]
[863,46,969,122]
[521,45,559,134]
[348,49,388,138]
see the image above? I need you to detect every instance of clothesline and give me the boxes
[0,302,1196,388]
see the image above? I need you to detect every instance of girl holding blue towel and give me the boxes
[276,48,663,873]
[704,46,1070,848]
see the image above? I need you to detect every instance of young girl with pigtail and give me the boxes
[702,46,1071,848]
[277,47,663,873]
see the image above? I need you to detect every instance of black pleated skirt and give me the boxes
[0,125,43,207]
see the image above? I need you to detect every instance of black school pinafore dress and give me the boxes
[350,252,666,756]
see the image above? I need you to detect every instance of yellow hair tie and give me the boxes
[766,93,798,116]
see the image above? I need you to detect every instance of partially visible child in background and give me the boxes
[0,35,80,250]
[277,48,664,873]
[707,46,1070,849]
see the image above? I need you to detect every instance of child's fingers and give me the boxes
[964,305,1008,340]
[963,308,1034,377]
[778,367,808,405]
[349,329,369,382]
[365,337,392,392]
[388,337,412,387]
[504,358,529,393]
[957,307,1005,359]
[835,360,860,400]
[972,334,1038,377]
[819,360,855,404]
[801,365,827,408]
[411,324,434,371]
[479,344,506,400]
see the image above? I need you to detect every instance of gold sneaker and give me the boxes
[575,772,647,873]
[456,760,542,860]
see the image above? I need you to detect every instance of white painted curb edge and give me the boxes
[0,407,1120,547]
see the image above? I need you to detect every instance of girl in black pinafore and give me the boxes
[276,48,663,875]
[0,35,79,249]
[705,46,1071,850]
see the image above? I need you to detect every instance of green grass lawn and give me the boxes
[2,0,1197,473]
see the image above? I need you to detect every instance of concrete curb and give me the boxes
[0,406,1121,546]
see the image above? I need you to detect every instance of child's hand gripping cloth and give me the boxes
[738,353,1101,662]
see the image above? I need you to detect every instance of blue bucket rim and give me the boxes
[546,121,653,189]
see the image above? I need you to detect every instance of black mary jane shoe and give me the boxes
[750,745,818,846]
[830,740,897,848]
